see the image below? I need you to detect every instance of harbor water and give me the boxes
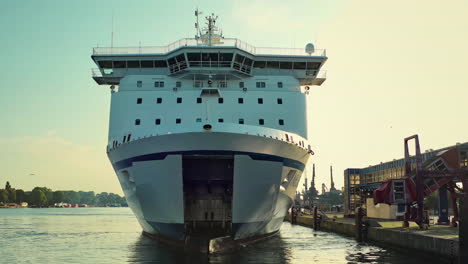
[0,208,450,263]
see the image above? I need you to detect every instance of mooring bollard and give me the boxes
[355,207,363,241]
[459,190,468,264]
[313,206,318,231]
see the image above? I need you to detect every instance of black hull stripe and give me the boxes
[112,150,305,171]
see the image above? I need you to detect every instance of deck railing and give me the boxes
[93,38,326,57]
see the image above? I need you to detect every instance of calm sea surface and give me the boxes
[0,208,451,264]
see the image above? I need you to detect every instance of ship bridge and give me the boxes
[91,38,327,86]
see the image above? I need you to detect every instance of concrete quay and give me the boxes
[285,214,459,259]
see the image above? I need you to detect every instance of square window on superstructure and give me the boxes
[176,118,181,124]
[194,81,203,88]
[256,82,266,88]
[137,98,142,104]
[154,81,164,88]
[218,118,224,123]
[277,98,283,104]
[155,119,161,125]
[176,81,182,88]
[277,82,283,88]
[137,81,142,88]
[177,97,182,103]
[197,98,202,104]
[196,118,202,123]
[238,98,244,104]
[219,81,227,88]
[279,119,284,125]
[239,118,244,124]
[259,119,264,125]
[239,82,244,88]
[156,98,162,104]
[218,98,224,104]
[258,98,263,104]
[135,119,141,125]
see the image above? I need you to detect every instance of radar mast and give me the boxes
[195,10,224,46]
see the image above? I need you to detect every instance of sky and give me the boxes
[0,0,467,194]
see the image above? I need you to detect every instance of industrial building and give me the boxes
[344,141,468,219]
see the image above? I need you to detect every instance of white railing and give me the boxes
[93,38,326,57]
[107,123,313,154]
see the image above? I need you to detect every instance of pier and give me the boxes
[291,135,468,263]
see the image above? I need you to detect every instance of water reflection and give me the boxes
[127,223,451,264]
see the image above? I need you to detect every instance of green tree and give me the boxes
[31,189,47,207]
[8,188,16,204]
[0,189,8,204]
[15,189,26,203]
[53,191,65,204]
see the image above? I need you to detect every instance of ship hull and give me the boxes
[108,132,309,242]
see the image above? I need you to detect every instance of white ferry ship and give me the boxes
[91,11,327,248]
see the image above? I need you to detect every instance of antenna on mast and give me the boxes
[194,8,203,40]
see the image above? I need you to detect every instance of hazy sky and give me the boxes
[1,0,467,194]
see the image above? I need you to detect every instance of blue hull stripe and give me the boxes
[112,150,305,171]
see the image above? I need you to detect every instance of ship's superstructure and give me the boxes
[91,13,327,245]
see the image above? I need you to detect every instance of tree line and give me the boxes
[0,181,127,207]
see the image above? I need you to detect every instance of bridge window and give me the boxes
[307,62,321,70]
[176,81,182,88]
[266,61,279,69]
[98,61,113,69]
[194,81,203,88]
[218,118,224,123]
[156,98,162,104]
[141,60,154,68]
[279,119,284,126]
[113,61,126,68]
[238,98,244,104]
[218,98,224,104]
[137,81,142,87]
[137,98,142,104]
[176,118,181,124]
[135,119,141,125]
[280,62,293,69]
[177,97,182,103]
[253,61,266,69]
[258,98,263,104]
[127,61,140,68]
[293,62,306,70]
[154,81,164,88]
[256,82,266,88]
[239,118,244,124]
[277,98,283,104]
[259,119,264,125]
[277,82,283,88]
[154,60,168,68]
[239,82,244,88]
[197,97,202,104]
[155,119,161,125]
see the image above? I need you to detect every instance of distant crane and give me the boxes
[310,164,318,196]
[322,183,328,195]
[330,165,337,191]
